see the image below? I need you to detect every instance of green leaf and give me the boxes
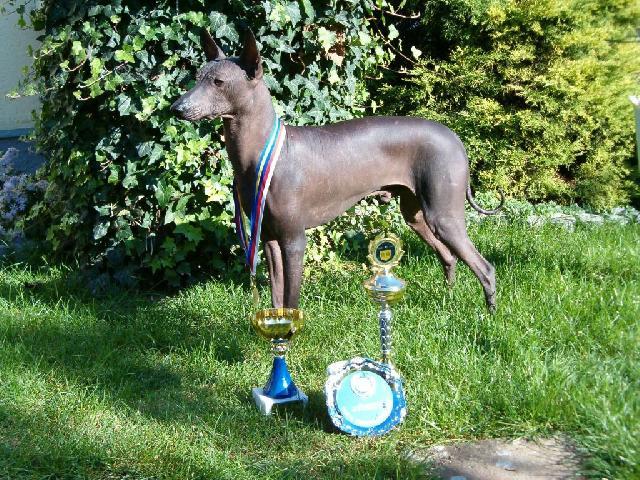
[175,194,192,214]
[71,41,86,61]
[285,2,301,25]
[174,223,204,243]
[327,68,340,84]
[317,27,337,53]
[122,174,138,189]
[114,48,135,63]
[164,206,176,225]
[300,0,315,22]
[139,25,157,40]
[90,57,102,77]
[155,181,174,208]
[132,35,146,52]
[93,221,109,240]
[137,141,154,158]
[149,144,164,164]
[387,24,399,41]
[107,166,119,184]
[117,95,132,116]
[94,205,111,216]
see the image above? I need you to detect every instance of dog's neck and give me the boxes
[222,83,278,184]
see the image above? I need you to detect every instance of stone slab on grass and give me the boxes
[410,437,584,480]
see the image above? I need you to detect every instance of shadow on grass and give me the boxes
[0,265,257,423]
[0,402,241,479]
[0,396,428,479]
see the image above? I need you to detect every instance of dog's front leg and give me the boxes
[281,233,307,308]
[264,239,284,308]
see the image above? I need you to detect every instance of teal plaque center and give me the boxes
[335,370,394,428]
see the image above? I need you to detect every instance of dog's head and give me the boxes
[170,29,264,121]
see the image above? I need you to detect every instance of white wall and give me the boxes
[0,9,40,135]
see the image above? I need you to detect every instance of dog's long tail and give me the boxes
[466,185,505,215]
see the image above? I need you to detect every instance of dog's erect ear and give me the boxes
[201,30,225,61]
[239,28,263,80]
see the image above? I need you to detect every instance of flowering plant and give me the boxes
[0,148,47,246]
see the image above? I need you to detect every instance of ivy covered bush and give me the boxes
[11,0,388,286]
[382,0,640,209]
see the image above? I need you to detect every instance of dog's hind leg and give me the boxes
[399,190,457,286]
[423,211,496,312]
[264,239,284,308]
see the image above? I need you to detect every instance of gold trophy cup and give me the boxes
[251,307,308,414]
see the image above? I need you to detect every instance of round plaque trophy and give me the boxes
[251,307,308,415]
[325,233,408,436]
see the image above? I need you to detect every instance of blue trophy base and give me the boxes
[253,356,308,415]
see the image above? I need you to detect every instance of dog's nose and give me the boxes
[170,100,185,115]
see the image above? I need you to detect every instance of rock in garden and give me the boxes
[576,213,604,225]
[549,213,576,231]
[409,437,583,480]
[605,214,629,225]
[526,215,545,228]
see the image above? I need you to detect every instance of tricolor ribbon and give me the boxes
[233,114,286,279]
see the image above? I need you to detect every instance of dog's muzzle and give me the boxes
[170,100,215,121]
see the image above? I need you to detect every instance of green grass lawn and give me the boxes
[0,221,638,479]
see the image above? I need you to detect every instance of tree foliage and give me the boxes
[382,0,640,209]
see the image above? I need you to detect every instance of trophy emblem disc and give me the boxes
[325,357,406,436]
[368,233,404,270]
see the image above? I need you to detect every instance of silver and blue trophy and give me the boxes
[325,233,408,436]
[251,307,308,415]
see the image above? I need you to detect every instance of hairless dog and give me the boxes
[171,30,503,312]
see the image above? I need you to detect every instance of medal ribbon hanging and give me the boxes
[233,115,286,303]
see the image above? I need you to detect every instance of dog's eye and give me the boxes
[214,78,224,87]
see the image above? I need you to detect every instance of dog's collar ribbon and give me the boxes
[233,114,286,278]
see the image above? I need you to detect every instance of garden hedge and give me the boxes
[381,0,640,209]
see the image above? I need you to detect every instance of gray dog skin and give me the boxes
[171,30,502,312]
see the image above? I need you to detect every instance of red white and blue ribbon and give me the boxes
[233,114,286,276]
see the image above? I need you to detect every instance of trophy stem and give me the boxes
[263,355,300,399]
[271,339,289,357]
[379,302,393,366]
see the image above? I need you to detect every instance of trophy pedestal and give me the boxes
[252,387,308,415]
[253,355,308,415]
